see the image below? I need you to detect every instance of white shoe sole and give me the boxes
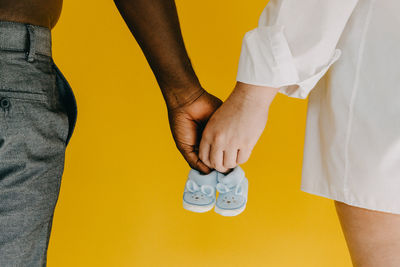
[183,201,215,213]
[214,204,246,217]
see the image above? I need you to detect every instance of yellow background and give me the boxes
[48,0,352,266]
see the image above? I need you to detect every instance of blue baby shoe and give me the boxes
[183,169,219,213]
[215,166,248,216]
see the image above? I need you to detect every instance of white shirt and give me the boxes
[236,0,400,214]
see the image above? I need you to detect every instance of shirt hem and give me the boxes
[300,184,400,215]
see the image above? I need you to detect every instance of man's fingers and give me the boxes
[182,149,212,174]
[195,159,212,174]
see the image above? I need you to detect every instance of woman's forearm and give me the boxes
[234,82,279,108]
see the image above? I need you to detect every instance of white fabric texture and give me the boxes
[237,0,400,214]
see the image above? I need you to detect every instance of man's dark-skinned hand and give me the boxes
[114,0,221,173]
[168,89,222,174]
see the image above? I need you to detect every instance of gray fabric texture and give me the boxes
[0,21,77,266]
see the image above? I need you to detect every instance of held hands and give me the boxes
[166,82,278,174]
[199,82,279,173]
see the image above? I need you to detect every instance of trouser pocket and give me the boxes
[52,62,78,146]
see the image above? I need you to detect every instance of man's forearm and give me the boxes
[114,0,203,108]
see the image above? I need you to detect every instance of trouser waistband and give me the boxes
[0,21,52,62]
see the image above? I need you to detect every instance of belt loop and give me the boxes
[25,25,36,63]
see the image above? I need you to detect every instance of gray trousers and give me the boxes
[0,21,77,266]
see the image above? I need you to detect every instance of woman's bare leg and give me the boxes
[335,200,400,267]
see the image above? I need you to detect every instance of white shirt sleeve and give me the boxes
[236,0,359,99]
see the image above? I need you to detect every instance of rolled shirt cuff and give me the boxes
[236,25,342,99]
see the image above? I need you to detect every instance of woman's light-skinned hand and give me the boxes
[199,82,279,173]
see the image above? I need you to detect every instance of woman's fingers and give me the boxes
[223,148,238,169]
[200,128,251,171]
[209,144,228,173]
[200,127,229,172]
[199,139,211,168]
[237,148,251,165]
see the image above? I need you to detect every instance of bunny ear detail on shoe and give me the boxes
[216,177,245,196]
[186,180,215,198]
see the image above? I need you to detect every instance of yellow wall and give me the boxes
[48,0,352,266]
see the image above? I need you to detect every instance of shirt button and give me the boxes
[0,97,10,109]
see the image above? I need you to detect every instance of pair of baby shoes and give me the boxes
[183,166,248,216]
